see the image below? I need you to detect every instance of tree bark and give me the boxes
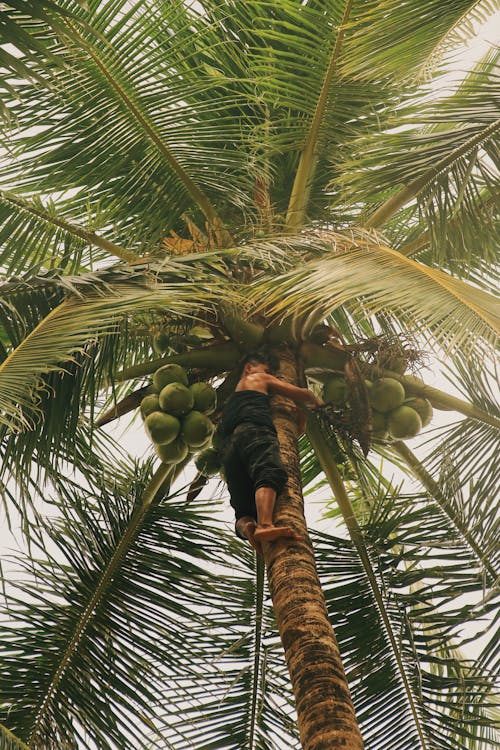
[264,347,364,750]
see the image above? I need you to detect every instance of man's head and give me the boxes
[238,351,278,377]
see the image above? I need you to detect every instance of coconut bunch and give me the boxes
[152,324,214,354]
[322,374,433,443]
[140,363,218,465]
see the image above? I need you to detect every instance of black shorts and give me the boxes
[221,423,288,522]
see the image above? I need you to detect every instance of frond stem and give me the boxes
[365,119,500,229]
[307,414,430,749]
[285,0,355,230]
[0,722,32,750]
[114,342,240,383]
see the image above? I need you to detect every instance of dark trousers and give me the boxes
[221,423,288,523]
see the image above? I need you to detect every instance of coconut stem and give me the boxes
[96,385,153,427]
[114,343,240,383]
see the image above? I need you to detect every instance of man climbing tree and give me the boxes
[218,352,323,552]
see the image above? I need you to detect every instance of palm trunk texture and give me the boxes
[265,347,364,750]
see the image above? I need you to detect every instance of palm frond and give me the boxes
[0,458,218,748]
[339,0,498,81]
[339,50,499,271]
[0,0,254,245]
[0,272,218,430]
[0,457,301,750]
[314,510,498,749]
[0,190,140,271]
[285,0,355,230]
[250,230,499,360]
[0,723,31,750]
[300,416,498,747]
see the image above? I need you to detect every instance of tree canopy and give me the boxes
[0,1,498,748]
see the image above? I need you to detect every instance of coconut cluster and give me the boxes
[152,325,213,354]
[140,363,218,465]
[322,375,433,442]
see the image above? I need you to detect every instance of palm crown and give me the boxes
[0,1,498,749]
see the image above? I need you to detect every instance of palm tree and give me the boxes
[0,1,498,748]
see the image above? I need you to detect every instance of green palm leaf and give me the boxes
[0,1,251,243]
[339,0,498,81]
[0,459,230,749]
[0,190,140,271]
[0,271,218,429]
[250,231,499,358]
[0,458,303,749]
[0,723,31,750]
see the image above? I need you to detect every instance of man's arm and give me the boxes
[265,374,323,409]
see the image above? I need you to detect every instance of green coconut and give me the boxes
[377,353,407,374]
[153,363,188,391]
[144,412,180,445]
[195,447,221,476]
[189,382,217,414]
[140,394,161,419]
[211,425,224,451]
[155,437,189,464]
[323,376,347,405]
[181,410,214,447]
[371,409,389,440]
[159,382,194,417]
[185,325,214,346]
[368,377,406,413]
[402,374,425,395]
[387,405,422,439]
[404,397,433,427]
[153,330,170,354]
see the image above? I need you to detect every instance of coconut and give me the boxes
[377,354,407,374]
[155,437,189,464]
[371,409,389,440]
[144,412,180,445]
[402,374,425,395]
[195,447,221,476]
[368,377,405,413]
[140,394,161,419]
[181,410,214,447]
[153,363,188,392]
[323,376,347,405]
[211,426,224,451]
[387,405,422,439]
[159,382,194,417]
[189,382,217,414]
[185,325,214,346]
[153,330,170,354]
[404,397,433,427]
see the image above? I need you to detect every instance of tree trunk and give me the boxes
[265,347,364,750]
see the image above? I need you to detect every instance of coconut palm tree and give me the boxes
[0,1,498,748]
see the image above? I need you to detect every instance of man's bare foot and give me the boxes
[254,525,301,543]
[236,518,262,555]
